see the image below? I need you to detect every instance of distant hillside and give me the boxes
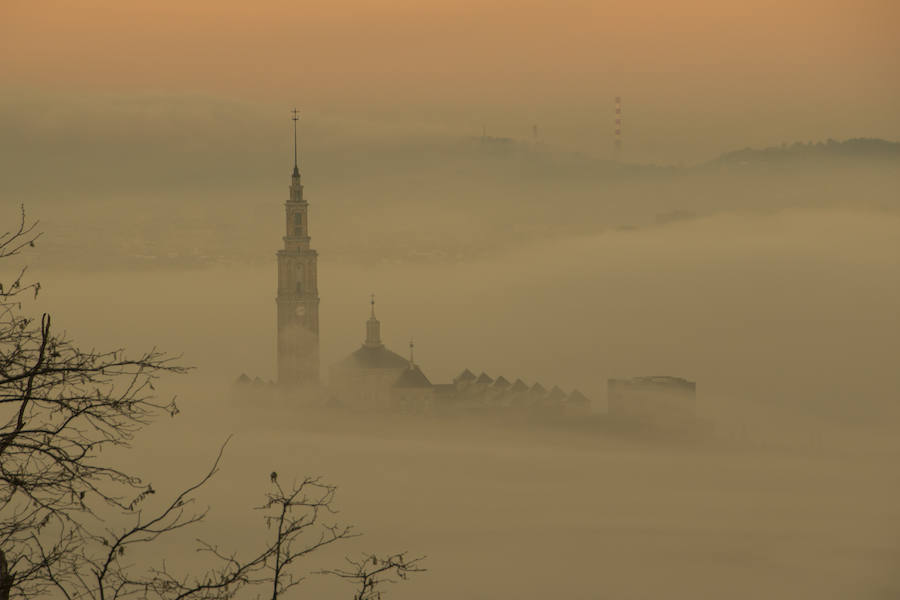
[712,138,900,166]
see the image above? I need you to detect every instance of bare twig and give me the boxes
[320,552,426,600]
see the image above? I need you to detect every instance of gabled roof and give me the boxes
[510,379,529,393]
[568,389,590,405]
[455,368,477,382]
[393,365,432,388]
[493,375,511,388]
[337,344,409,370]
[476,372,494,384]
[530,382,546,395]
[548,386,566,401]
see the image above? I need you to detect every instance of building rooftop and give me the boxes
[548,386,567,402]
[612,376,696,389]
[455,368,477,382]
[394,365,432,388]
[337,344,410,370]
[510,379,529,393]
[493,375,511,388]
[568,389,590,405]
[476,372,494,384]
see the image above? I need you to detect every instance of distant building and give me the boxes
[264,122,661,426]
[327,301,593,418]
[564,390,591,417]
[329,297,432,412]
[607,376,696,424]
[276,113,320,386]
[236,122,697,436]
[393,362,434,413]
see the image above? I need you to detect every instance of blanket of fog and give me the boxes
[2,96,900,598]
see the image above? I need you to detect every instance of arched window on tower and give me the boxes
[293,212,303,236]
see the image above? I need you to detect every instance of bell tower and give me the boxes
[276,109,320,386]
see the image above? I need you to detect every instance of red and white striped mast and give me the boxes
[614,96,622,160]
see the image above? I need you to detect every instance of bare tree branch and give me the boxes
[320,552,426,600]
[1,208,424,600]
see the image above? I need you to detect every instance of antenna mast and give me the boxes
[614,96,622,160]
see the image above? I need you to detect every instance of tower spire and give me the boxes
[364,294,382,347]
[291,108,300,177]
[277,107,319,386]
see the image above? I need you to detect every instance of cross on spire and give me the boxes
[291,108,301,175]
[409,338,415,365]
[370,293,376,317]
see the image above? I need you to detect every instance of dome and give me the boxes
[337,344,410,370]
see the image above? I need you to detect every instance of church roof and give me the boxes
[493,375,511,388]
[510,379,529,393]
[455,368,477,382]
[338,344,410,370]
[568,389,590,405]
[476,372,494,384]
[393,365,432,388]
[548,386,567,401]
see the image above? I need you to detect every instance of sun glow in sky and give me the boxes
[2,0,898,160]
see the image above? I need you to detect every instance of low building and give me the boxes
[328,300,594,418]
[563,389,591,417]
[607,376,696,424]
[392,363,434,414]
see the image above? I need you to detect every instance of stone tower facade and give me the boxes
[276,118,319,386]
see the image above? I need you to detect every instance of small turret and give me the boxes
[364,294,383,348]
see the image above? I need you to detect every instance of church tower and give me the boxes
[276,109,320,386]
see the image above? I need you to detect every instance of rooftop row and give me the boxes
[449,368,590,404]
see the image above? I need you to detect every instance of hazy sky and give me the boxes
[3,0,898,162]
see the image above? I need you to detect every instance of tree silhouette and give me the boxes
[0,208,423,599]
[320,553,425,600]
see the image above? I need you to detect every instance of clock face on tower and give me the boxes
[295,304,306,317]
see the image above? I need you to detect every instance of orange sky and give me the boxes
[2,0,898,160]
